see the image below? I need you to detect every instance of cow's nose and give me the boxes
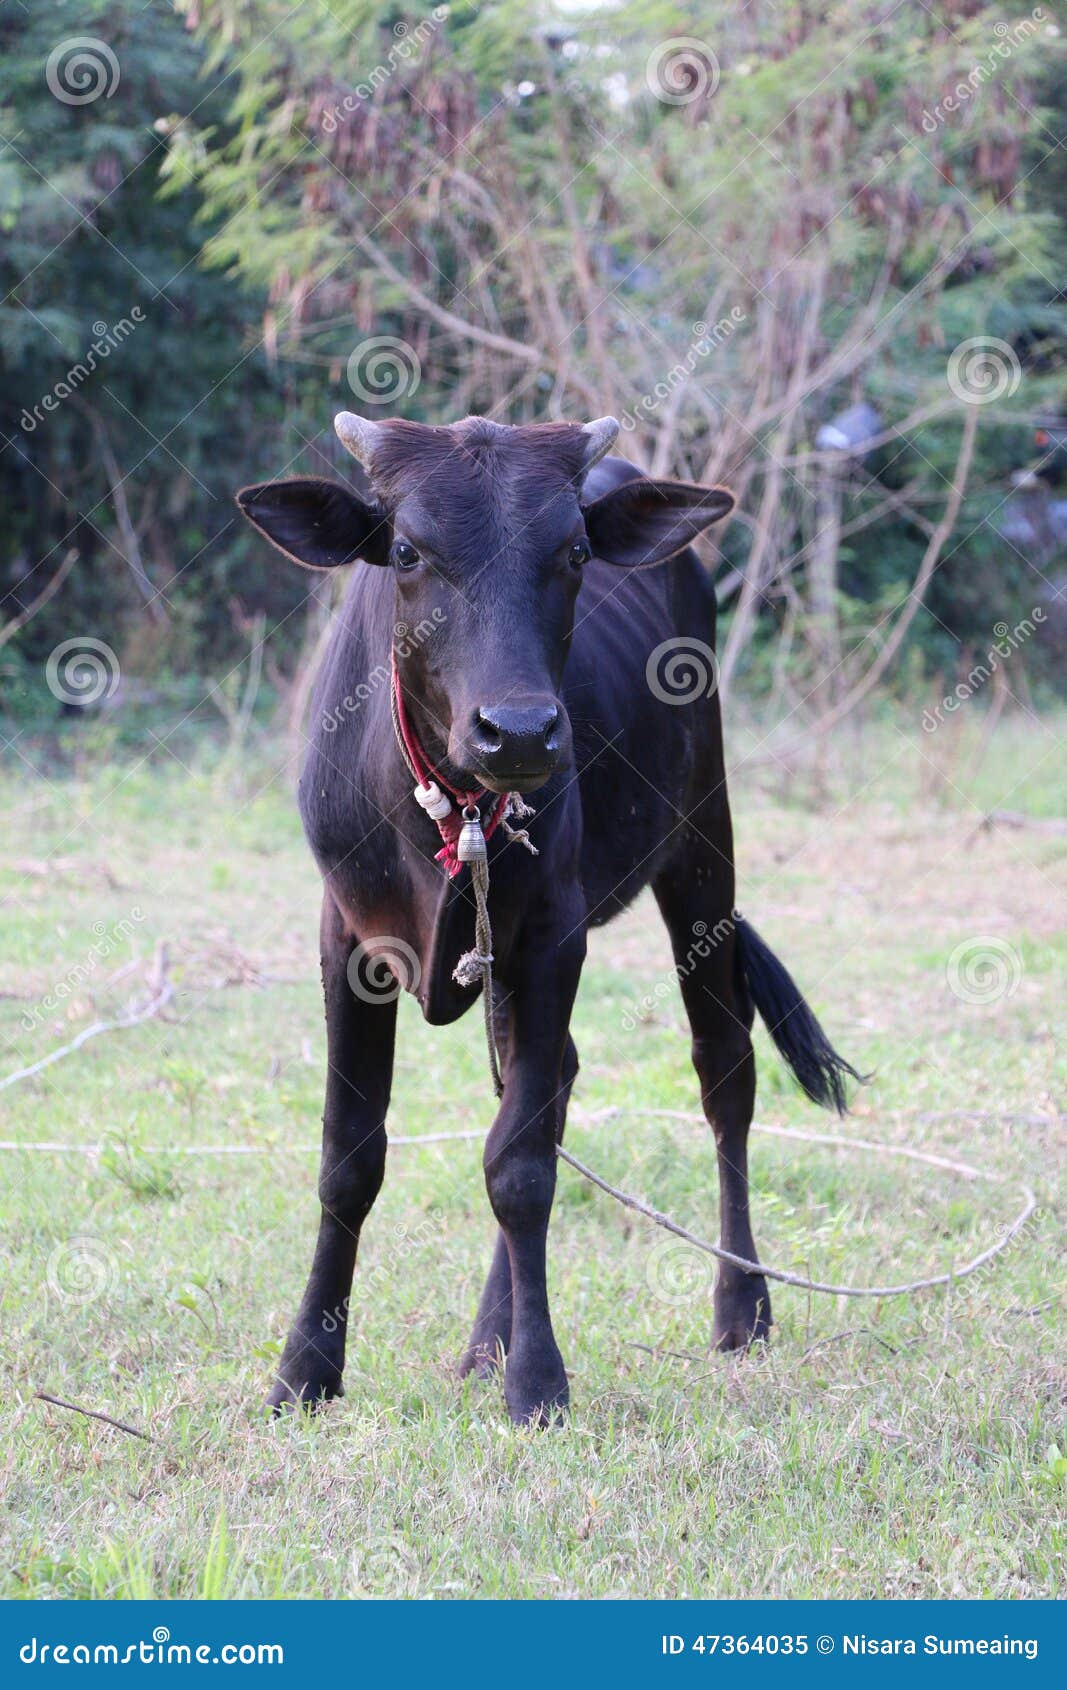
[471,700,560,767]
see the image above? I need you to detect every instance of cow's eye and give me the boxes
[392,539,419,571]
[567,538,591,569]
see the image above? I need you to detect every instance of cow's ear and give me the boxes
[235,478,390,569]
[583,478,734,568]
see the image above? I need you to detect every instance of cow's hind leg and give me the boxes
[459,1024,578,1381]
[652,851,771,1351]
[266,894,395,1413]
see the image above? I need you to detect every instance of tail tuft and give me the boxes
[735,914,864,1114]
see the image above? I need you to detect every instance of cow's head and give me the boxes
[237,414,733,793]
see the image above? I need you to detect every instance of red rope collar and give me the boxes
[391,659,510,878]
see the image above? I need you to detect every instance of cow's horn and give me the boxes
[580,415,620,469]
[334,411,385,467]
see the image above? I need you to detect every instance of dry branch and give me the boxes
[0,548,78,652]
[0,944,172,1094]
[975,809,1067,837]
[749,403,980,759]
[35,1392,152,1441]
[355,231,542,366]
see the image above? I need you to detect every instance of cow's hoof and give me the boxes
[503,1353,569,1427]
[264,1373,344,1416]
[505,1388,569,1429]
[712,1277,772,1352]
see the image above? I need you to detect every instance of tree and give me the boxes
[175,0,1066,701]
[2,1,1063,716]
[0,1,305,693]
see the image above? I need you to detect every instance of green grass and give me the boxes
[0,709,1064,1599]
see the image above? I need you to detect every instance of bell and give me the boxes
[456,806,487,864]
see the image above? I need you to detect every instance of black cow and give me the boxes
[237,412,859,1426]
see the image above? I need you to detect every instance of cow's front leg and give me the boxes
[482,906,584,1427]
[460,1019,579,1381]
[266,895,395,1414]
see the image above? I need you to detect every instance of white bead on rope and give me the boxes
[413,780,452,821]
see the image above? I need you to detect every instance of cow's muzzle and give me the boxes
[460,696,570,793]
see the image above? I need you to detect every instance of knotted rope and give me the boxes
[390,659,537,1095]
[455,841,503,1096]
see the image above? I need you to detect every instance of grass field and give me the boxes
[1,707,1064,1599]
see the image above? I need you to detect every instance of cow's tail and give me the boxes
[735,914,864,1115]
